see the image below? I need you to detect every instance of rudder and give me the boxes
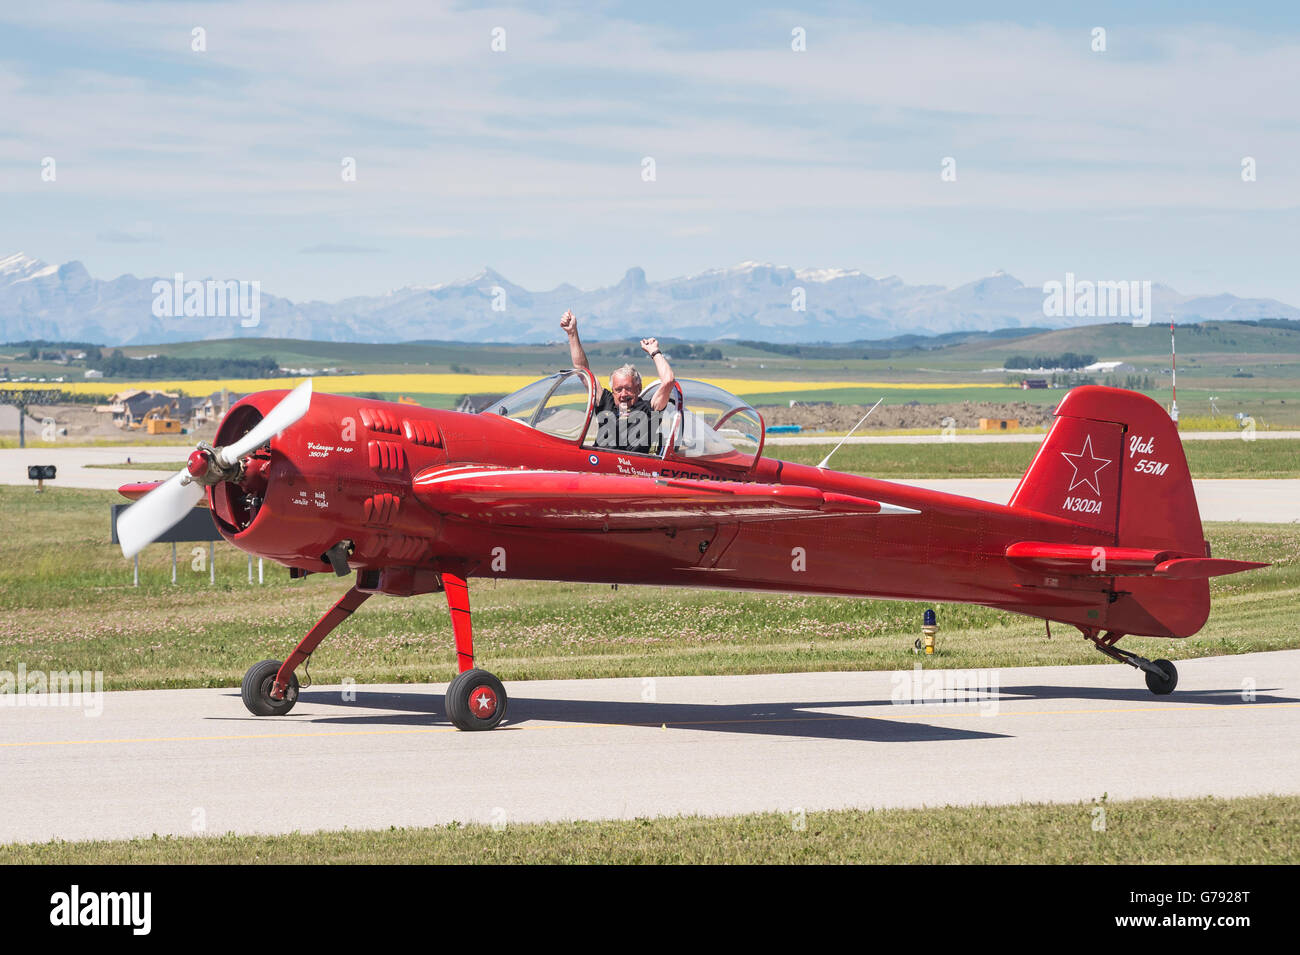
[1009,386,1210,636]
[1010,385,1203,553]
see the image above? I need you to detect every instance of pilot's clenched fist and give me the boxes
[560,310,578,336]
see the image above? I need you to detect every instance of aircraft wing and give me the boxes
[413,465,919,530]
[118,481,210,508]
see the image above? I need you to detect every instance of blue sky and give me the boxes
[2,1,1298,306]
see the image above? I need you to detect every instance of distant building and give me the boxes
[1084,361,1136,374]
[1020,378,1049,390]
[188,391,244,428]
[84,369,104,378]
[95,389,181,428]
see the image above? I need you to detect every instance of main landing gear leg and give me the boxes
[1084,629,1178,696]
[241,585,371,716]
[439,567,508,731]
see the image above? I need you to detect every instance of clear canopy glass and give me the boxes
[642,379,765,467]
[486,369,595,440]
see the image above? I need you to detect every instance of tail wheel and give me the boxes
[445,669,508,731]
[1145,659,1178,696]
[241,659,299,716]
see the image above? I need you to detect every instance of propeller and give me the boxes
[117,380,313,558]
[216,378,312,467]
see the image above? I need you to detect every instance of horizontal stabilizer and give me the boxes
[413,466,919,530]
[1006,541,1267,579]
[1153,557,1271,579]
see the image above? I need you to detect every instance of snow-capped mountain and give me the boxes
[1,253,1296,345]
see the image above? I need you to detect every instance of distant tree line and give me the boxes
[1104,374,1155,391]
[2,340,106,362]
[1005,352,1096,370]
[4,339,105,351]
[1049,372,1097,388]
[665,343,723,360]
[98,351,280,379]
[736,340,889,359]
[617,343,724,360]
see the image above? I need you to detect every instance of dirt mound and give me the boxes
[757,400,1055,432]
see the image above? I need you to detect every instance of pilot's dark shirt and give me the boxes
[593,391,658,454]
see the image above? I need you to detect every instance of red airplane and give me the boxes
[117,371,1267,730]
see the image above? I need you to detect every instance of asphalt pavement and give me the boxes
[2,651,1297,843]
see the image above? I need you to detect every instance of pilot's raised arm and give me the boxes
[640,337,674,412]
[560,310,602,403]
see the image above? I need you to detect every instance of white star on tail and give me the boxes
[1060,434,1112,496]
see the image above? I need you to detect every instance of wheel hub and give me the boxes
[469,685,498,718]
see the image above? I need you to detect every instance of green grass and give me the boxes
[769,437,1300,478]
[2,794,1295,863]
[1,486,1296,691]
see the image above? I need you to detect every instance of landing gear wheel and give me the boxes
[1145,659,1178,696]
[241,659,299,716]
[445,669,507,731]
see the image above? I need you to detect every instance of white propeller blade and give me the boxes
[117,471,205,558]
[218,379,313,466]
[116,380,313,558]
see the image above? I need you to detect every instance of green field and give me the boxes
[1,486,1296,691]
[2,794,1295,864]
[9,320,1300,428]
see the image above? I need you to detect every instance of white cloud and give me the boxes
[2,3,1299,298]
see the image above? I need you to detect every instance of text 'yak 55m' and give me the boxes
[117,371,1266,730]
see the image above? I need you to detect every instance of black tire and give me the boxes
[241,659,299,716]
[443,670,466,725]
[445,669,507,731]
[1145,659,1178,696]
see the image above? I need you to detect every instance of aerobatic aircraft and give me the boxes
[116,371,1266,730]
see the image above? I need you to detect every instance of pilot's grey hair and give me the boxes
[610,363,641,392]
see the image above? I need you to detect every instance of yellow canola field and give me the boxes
[13,374,1007,399]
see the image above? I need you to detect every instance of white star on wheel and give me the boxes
[473,692,494,712]
[1060,434,1112,496]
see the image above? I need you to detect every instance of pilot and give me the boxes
[560,310,676,454]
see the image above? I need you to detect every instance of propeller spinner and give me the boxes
[116,380,313,558]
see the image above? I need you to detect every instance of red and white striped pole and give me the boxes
[1169,318,1179,425]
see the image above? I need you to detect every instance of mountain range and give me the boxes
[3,252,1297,346]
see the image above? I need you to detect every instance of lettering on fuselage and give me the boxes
[1062,496,1103,514]
[657,466,726,482]
[614,455,655,478]
[291,489,329,509]
[306,441,354,459]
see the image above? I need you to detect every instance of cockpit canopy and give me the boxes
[489,369,594,442]
[485,368,765,470]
